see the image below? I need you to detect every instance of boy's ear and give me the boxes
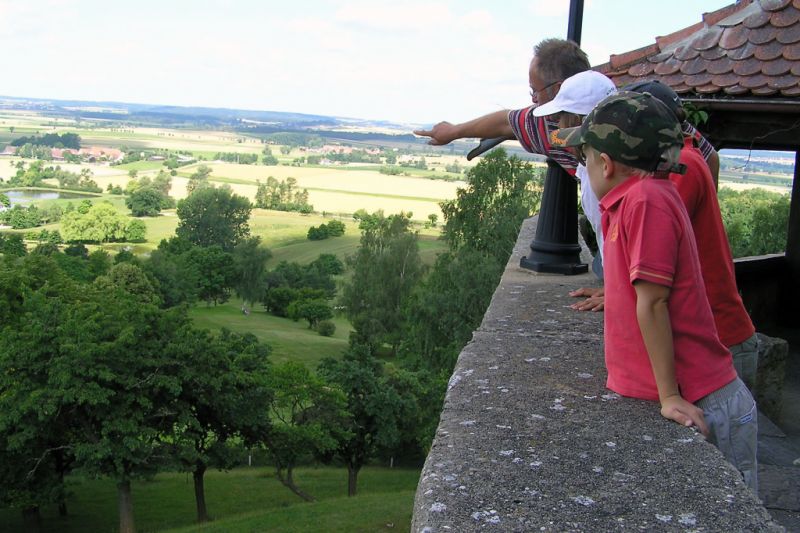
[599,152,614,180]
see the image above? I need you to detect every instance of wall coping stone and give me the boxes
[412,215,782,532]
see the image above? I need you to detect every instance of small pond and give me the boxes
[1,189,96,208]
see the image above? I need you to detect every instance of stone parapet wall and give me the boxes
[412,216,781,532]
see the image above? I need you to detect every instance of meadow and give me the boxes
[0,467,420,533]
[0,115,459,531]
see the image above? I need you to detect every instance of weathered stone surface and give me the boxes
[412,216,783,532]
[757,333,790,421]
[760,464,800,510]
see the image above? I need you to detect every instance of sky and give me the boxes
[0,0,734,125]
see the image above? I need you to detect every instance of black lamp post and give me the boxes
[469,0,588,275]
[520,0,586,274]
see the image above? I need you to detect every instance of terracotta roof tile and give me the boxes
[719,25,750,49]
[674,44,701,61]
[726,41,757,60]
[654,58,682,75]
[785,42,800,59]
[749,24,779,43]
[756,40,785,59]
[701,47,729,60]
[692,26,725,50]
[777,24,800,42]
[662,73,687,86]
[685,73,714,87]
[740,73,770,87]
[696,83,722,94]
[628,62,655,77]
[647,51,673,63]
[724,84,751,95]
[707,56,735,74]
[744,10,772,27]
[681,56,709,74]
[768,73,800,87]
[771,5,800,25]
[762,57,794,74]
[752,86,780,95]
[732,57,763,75]
[760,0,792,12]
[594,0,800,102]
[712,72,742,86]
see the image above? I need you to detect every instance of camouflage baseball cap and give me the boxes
[554,91,686,174]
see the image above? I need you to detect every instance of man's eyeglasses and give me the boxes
[530,80,560,103]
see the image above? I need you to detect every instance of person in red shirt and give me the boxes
[628,81,758,391]
[556,92,757,491]
[570,81,759,391]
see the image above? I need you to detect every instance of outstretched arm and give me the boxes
[634,280,709,437]
[414,110,515,146]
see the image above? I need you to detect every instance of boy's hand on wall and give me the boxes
[569,287,605,311]
[660,395,709,437]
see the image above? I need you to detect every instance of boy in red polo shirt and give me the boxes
[556,92,757,491]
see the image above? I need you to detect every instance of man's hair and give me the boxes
[534,38,590,85]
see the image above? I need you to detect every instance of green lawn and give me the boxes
[189,298,350,366]
[0,467,420,533]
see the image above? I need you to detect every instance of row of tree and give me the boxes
[1,149,545,532]
[254,176,312,213]
[10,132,81,149]
[3,161,101,192]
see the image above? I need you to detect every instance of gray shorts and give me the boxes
[696,377,758,493]
[729,333,759,393]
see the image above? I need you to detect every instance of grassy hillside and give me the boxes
[0,467,420,533]
[189,298,351,366]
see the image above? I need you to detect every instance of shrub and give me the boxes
[318,320,336,337]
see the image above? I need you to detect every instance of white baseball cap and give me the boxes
[532,70,617,117]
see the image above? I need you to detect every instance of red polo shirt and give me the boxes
[670,138,755,347]
[600,175,736,403]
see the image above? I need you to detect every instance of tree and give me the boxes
[0,257,187,533]
[0,192,9,208]
[287,298,333,329]
[0,233,27,256]
[169,328,271,522]
[125,219,147,242]
[440,148,543,264]
[309,253,344,276]
[60,203,130,243]
[143,244,201,308]
[403,248,504,373]
[339,212,425,354]
[233,236,272,311]
[176,186,252,251]
[183,245,236,305]
[318,343,405,496]
[0,257,79,529]
[186,165,212,195]
[262,362,347,501]
[126,187,166,217]
[718,187,790,257]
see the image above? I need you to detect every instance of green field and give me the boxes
[189,298,351,366]
[0,113,458,532]
[0,467,420,533]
